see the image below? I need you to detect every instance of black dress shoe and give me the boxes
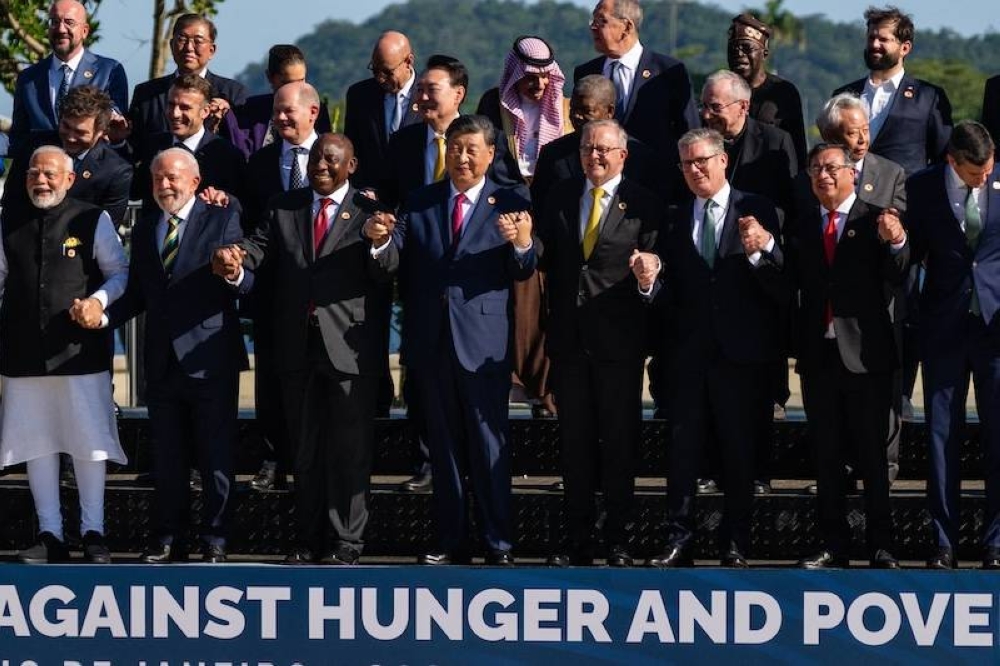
[283,548,319,565]
[141,541,188,564]
[531,404,555,419]
[486,550,515,566]
[927,547,955,570]
[18,531,71,564]
[418,551,453,565]
[546,553,571,567]
[754,480,772,496]
[696,478,718,494]
[250,460,284,491]
[82,531,112,564]
[202,543,227,563]
[983,547,1000,570]
[322,545,360,566]
[721,547,749,568]
[399,471,432,493]
[607,545,633,567]
[647,544,692,568]
[871,549,899,569]
[189,469,203,492]
[798,550,849,569]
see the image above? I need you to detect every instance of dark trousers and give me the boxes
[146,355,238,546]
[280,326,377,554]
[550,353,643,550]
[665,354,763,554]
[414,331,513,554]
[801,341,893,555]
[924,314,1000,550]
[253,322,291,476]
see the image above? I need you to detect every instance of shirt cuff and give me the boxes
[636,255,662,295]
[513,240,533,257]
[747,234,776,266]
[889,233,907,253]
[224,266,245,286]
[89,290,109,309]
[370,238,391,257]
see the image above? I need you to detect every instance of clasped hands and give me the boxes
[363,211,396,246]
[496,210,533,249]
[69,297,104,329]
[876,207,906,245]
[212,244,246,281]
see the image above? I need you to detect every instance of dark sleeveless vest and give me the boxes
[0,197,113,377]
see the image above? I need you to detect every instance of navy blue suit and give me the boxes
[907,163,1000,551]
[343,77,421,191]
[835,75,952,177]
[389,178,536,555]
[108,199,251,547]
[983,75,1000,150]
[9,50,128,164]
[574,48,698,175]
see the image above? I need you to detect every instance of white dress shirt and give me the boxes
[49,49,86,116]
[603,41,643,111]
[385,73,415,137]
[946,163,988,230]
[280,132,319,191]
[862,69,905,141]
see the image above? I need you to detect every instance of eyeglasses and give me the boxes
[589,15,626,29]
[579,144,624,156]
[697,100,742,115]
[48,17,81,29]
[807,163,853,177]
[172,35,212,49]
[368,55,410,78]
[678,153,721,171]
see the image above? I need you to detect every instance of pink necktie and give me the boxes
[451,192,466,248]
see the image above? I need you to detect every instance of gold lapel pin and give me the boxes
[487,196,497,205]
[847,229,856,238]
[618,201,626,210]
[67,249,76,258]
[341,211,351,219]
[863,183,873,192]
[903,89,913,98]
[83,70,93,79]
[993,181,1000,190]
[411,103,419,112]
[641,69,651,79]
[81,170,92,179]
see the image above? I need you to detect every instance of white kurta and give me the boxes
[0,209,129,467]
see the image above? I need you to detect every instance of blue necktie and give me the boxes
[56,63,72,118]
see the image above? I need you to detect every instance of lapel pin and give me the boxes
[993,181,1000,190]
[641,69,651,79]
[67,249,76,258]
[487,195,496,205]
[863,183,873,192]
[847,229,856,238]
[341,211,351,219]
[81,170,92,179]
[618,201,626,210]
[83,70,93,79]
[411,103,419,112]
[903,88,914,98]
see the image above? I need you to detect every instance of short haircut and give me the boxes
[172,13,217,42]
[864,5,914,43]
[610,0,643,30]
[425,54,469,90]
[170,72,213,102]
[816,92,868,139]
[59,85,113,133]
[703,69,751,101]
[445,114,495,147]
[574,74,616,108]
[30,145,74,172]
[808,142,854,167]
[267,44,306,75]
[151,146,201,177]
[678,128,725,154]
[582,119,627,148]
[947,120,995,166]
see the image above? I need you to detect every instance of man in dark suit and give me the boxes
[10,0,128,167]
[107,147,251,564]
[125,13,248,161]
[833,6,951,178]
[982,75,1000,151]
[640,128,787,568]
[344,31,421,191]
[3,85,133,226]
[241,80,321,492]
[788,143,907,569]
[223,44,332,160]
[132,74,246,207]
[370,115,536,565]
[727,13,807,167]
[906,121,1000,570]
[573,0,698,169]
[232,134,396,565]
[539,119,660,567]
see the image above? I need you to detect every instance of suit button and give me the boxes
[972,261,978,268]
[581,265,588,271]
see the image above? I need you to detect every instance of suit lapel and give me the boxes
[600,184,628,251]
[622,50,655,122]
[75,51,98,88]
[717,191,741,256]
[455,180,498,253]
[295,193,314,263]
[317,188,357,257]
[984,167,1000,234]
[34,56,57,126]
[172,199,210,280]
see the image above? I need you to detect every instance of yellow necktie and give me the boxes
[582,186,605,260]
[432,136,446,182]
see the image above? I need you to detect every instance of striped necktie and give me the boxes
[161,215,180,276]
[289,146,308,190]
[56,63,72,118]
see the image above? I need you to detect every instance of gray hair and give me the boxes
[678,127,725,154]
[151,146,201,177]
[703,69,751,102]
[30,145,73,172]
[574,74,617,108]
[611,0,644,30]
[816,93,867,140]
[582,118,627,148]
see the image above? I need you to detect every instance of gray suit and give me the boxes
[857,152,907,212]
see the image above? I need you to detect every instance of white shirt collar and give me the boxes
[313,180,350,207]
[585,172,623,198]
[397,72,416,100]
[821,192,858,218]
[175,126,205,152]
[865,68,905,93]
[52,49,85,73]
[611,41,643,71]
[450,177,487,204]
[697,181,732,212]
[163,193,197,224]
[282,131,318,156]
[427,116,460,143]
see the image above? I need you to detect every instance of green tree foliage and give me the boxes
[234,0,999,138]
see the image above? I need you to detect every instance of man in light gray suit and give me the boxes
[813,92,909,486]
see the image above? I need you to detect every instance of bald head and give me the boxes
[48,0,89,61]
[370,31,415,94]
[273,81,320,145]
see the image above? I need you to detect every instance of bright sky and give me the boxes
[0,0,993,117]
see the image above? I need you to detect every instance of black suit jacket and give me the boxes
[221,92,332,160]
[750,72,807,168]
[243,141,285,232]
[132,129,247,206]
[652,188,787,370]
[574,49,698,162]
[727,116,798,224]
[983,75,1000,150]
[343,77,422,191]
[128,71,249,160]
[834,75,952,177]
[787,197,909,375]
[538,177,660,361]
[242,186,397,375]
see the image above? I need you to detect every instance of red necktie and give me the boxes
[451,192,466,248]
[313,198,333,255]
[823,210,838,327]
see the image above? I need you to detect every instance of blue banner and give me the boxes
[0,565,995,664]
